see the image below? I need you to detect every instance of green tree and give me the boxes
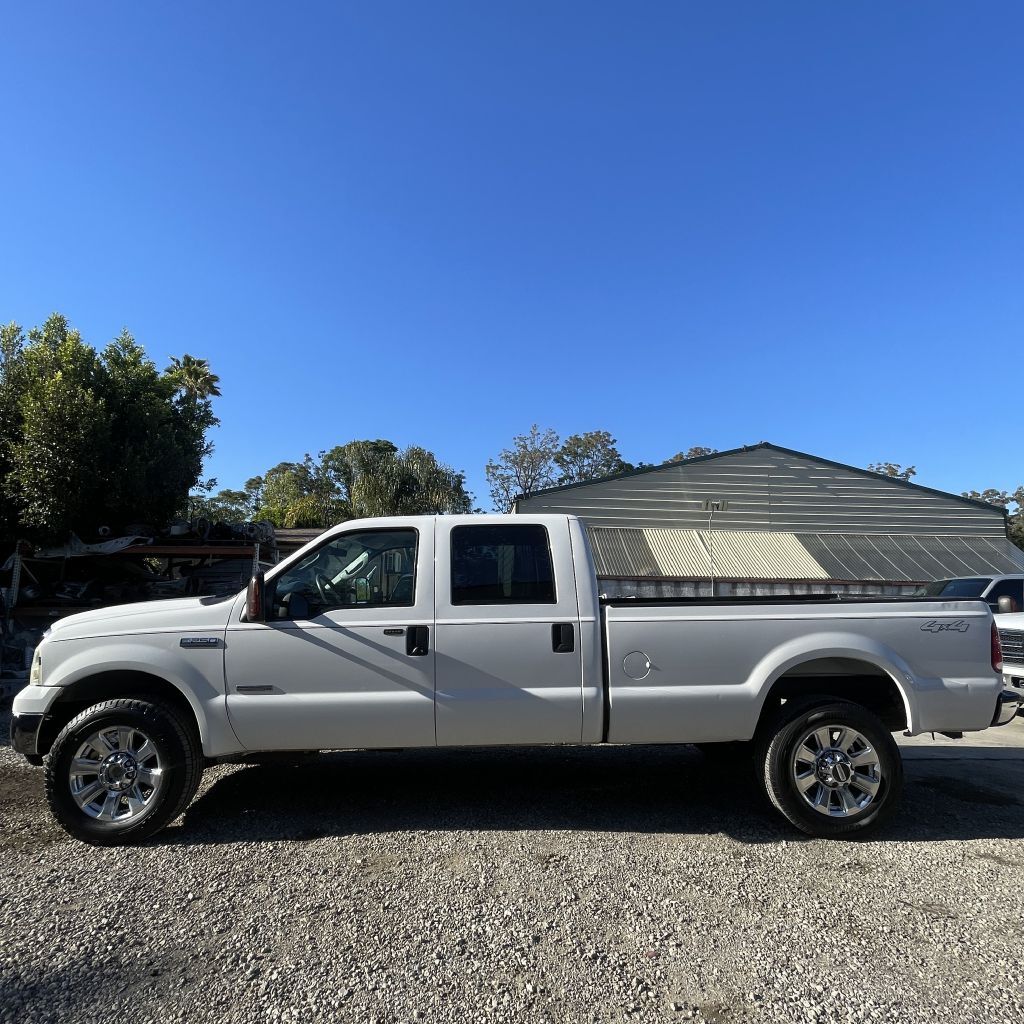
[0,322,28,538]
[485,425,560,512]
[189,488,256,523]
[0,314,220,542]
[253,441,473,528]
[866,461,916,481]
[165,353,220,468]
[165,354,222,400]
[256,461,316,526]
[962,487,1024,547]
[554,430,631,485]
[664,446,718,464]
[6,316,110,537]
[101,330,214,526]
[337,443,473,519]
[242,476,264,515]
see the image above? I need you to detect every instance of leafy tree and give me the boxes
[485,425,560,512]
[251,441,473,528]
[866,462,916,481]
[0,314,220,542]
[242,476,264,515]
[323,440,472,520]
[664,446,718,464]
[0,322,28,539]
[102,330,216,526]
[7,316,110,538]
[256,461,316,526]
[554,430,631,485]
[189,488,257,523]
[962,487,1024,547]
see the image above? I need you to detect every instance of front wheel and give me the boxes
[45,698,203,845]
[758,699,903,838]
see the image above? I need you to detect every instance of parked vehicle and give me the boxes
[993,610,1024,712]
[11,515,1020,844]
[918,574,1024,613]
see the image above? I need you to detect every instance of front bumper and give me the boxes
[10,712,45,761]
[992,689,1022,727]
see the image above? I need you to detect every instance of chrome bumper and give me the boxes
[992,689,1022,727]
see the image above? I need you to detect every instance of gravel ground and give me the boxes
[2,708,1023,1024]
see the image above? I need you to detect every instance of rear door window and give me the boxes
[450,524,555,605]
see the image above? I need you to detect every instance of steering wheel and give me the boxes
[315,572,343,604]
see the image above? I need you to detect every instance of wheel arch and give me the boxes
[39,670,203,757]
[752,638,916,736]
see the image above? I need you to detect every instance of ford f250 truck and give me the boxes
[10,515,1021,844]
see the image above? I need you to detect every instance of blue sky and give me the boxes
[2,2,1021,508]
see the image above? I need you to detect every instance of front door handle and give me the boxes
[551,622,575,653]
[406,625,429,657]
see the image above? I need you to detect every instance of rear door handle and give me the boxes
[551,622,575,653]
[406,625,429,656]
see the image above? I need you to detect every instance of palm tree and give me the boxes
[166,354,221,399]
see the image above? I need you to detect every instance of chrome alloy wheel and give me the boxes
[68,726,164,822]
[791,724,882,817]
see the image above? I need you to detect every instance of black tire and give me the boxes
[757,698,903,838]
[45,698,203,846]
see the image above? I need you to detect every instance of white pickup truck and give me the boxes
[10,515,1020,844]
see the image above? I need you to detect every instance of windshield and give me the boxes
[921,577,992,598]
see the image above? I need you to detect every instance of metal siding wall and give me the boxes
[518,448,1005,537]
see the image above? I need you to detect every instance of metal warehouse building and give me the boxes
[515,443,1024,597]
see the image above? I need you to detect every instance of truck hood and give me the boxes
[46,594,238,642]
[994,611,1024,629]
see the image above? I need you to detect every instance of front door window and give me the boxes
[270,529,418,619]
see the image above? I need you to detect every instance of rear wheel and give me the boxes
[758,699,902,837]
[45,698,203,845]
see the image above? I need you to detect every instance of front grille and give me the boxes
[998,629,1024,663]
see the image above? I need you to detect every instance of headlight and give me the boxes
[29,645,42,686]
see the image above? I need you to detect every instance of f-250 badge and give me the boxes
[920,620,970,633]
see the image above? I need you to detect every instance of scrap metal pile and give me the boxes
[0,518,279,696]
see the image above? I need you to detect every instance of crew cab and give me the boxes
[10,515,1020,844]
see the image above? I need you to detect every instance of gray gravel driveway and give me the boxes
[2,709,1022,1024]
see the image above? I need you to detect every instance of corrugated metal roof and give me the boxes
[587,527,695,577]
[586,526,1024,582]
[703,531,828,579]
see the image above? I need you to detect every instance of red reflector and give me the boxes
[992,622,1003,673]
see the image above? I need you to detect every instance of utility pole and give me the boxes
[702,499,729,597]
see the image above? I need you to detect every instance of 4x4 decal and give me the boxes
[920,620,970,634]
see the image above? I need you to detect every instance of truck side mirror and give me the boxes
[997,595,1018,614]
[246,571,266,622]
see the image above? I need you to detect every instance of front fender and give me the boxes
[748,631,917,732]
[45,636,243,757]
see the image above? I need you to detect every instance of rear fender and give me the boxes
[749,632,917,733]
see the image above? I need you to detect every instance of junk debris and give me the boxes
[0,518,281,700]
